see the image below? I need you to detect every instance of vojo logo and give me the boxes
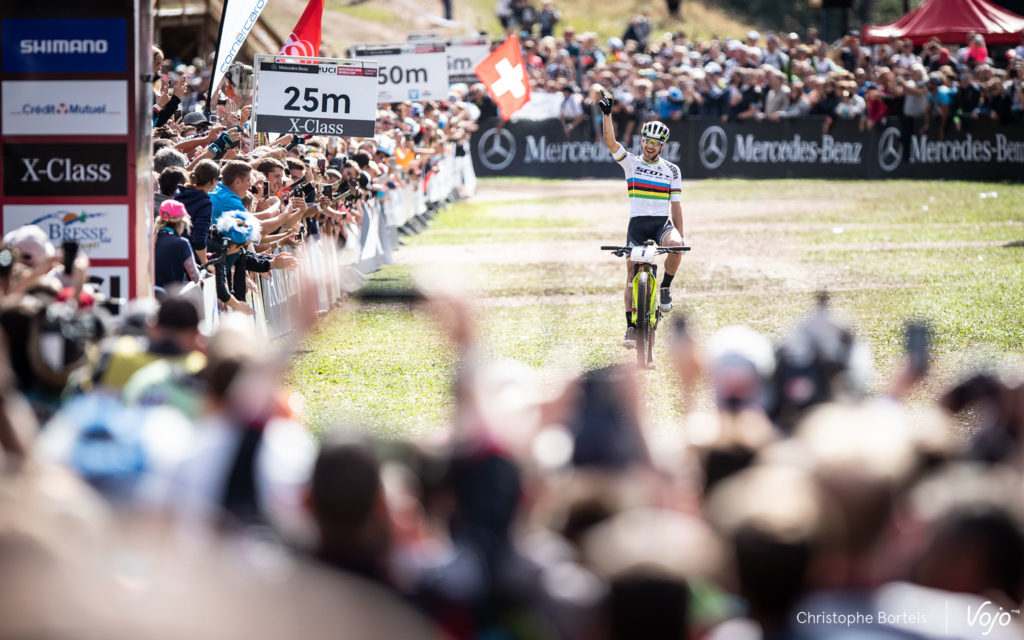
[478,128,517,171]
[878,127,903,172]
[699,126,728,170]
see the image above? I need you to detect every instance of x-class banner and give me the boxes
[2,80,128,136]
[2,204,128,259]
[254,56,379,138]
[1,18,127,73]
[3,143,127,196]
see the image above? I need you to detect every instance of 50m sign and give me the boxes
[350,44,447,103]
[253,56,379,139]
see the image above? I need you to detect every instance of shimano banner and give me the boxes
[471,118,1024,181]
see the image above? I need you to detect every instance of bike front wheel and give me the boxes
[635,272,651,368]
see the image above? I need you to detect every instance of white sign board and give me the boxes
[444,38,489,85]
[2,204,129,260]
[1,80,127,136]
[87,266,130,300]
[254,55,379,138]
[350,43,447,103]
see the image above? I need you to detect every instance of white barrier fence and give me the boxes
[187,143,474,338]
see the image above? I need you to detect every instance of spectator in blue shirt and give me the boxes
[208,160,253,225]
[922,72,954,138]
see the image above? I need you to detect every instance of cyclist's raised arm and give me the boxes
[602,110,618,154]
[598,92,619,155]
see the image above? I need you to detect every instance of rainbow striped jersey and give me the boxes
[611,142,682,218]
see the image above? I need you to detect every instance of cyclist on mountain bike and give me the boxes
[598,92,686,349]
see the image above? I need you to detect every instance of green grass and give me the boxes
[287,179,1024,437]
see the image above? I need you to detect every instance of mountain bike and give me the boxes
[601,241,690,369]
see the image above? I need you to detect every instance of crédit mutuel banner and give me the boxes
[253,55,379,139]
[0,1,150,299]
[471,118,1024,181]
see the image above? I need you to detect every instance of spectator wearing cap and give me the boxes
[745,30,762,58]
[154,200,200,289]
[761,34,789,72]
[211,211,297,316]
[922,72,953,139]
[173,159,219,264]
[902,64,929,128]
[699,63,729,117]
[559,83,585,138]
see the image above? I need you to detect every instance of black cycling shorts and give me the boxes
[626,216,674,247]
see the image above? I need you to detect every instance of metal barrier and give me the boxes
[194,146,475,338]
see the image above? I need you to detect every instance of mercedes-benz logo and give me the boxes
[478,127,517,171]
[698,126,727,170]
[878,127,903,173]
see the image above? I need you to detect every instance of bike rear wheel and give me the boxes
[635,272,651,368]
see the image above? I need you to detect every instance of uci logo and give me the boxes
[878,127,903,172]
[699,126,727,170]
[478,128,517,171]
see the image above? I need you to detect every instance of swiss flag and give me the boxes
[279,0,324,57]
[474,35,531,120]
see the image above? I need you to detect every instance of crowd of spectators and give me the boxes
[2,247,1023,638]
[2,22,1024,640]
[504,12,1024,141]
[146,45,484,307]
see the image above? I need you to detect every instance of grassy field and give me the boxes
[287,178,1024,437]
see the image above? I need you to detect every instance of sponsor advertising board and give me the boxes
[444,37,489,85]
[349,43,447,103]
[254,56,379,138]
[471,118,1024,180]
[2,204,129,260]
[1,18,127,73]
[3,143,128,197]
[2,80,128,136]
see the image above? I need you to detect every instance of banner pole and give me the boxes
[206,0,232,117]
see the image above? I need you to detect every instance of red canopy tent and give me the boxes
[862,0,1024,45]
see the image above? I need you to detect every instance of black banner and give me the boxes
[3,143,127,196]
[471,117,1024,181]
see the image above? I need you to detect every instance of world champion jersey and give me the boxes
[611,143,682,218]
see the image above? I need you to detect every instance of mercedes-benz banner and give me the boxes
[254,55,379,139]
[471,118,1024,181]
[349,42,448,103]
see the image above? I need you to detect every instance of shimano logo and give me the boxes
[20,157,112,184]
[20,39,108,54]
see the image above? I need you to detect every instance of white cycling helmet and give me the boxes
[641,120,670,143]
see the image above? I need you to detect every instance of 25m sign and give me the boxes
[253,56,379,139]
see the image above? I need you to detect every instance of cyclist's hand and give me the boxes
[598,91,615,115]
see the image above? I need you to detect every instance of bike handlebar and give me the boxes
[600,245,691,257]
